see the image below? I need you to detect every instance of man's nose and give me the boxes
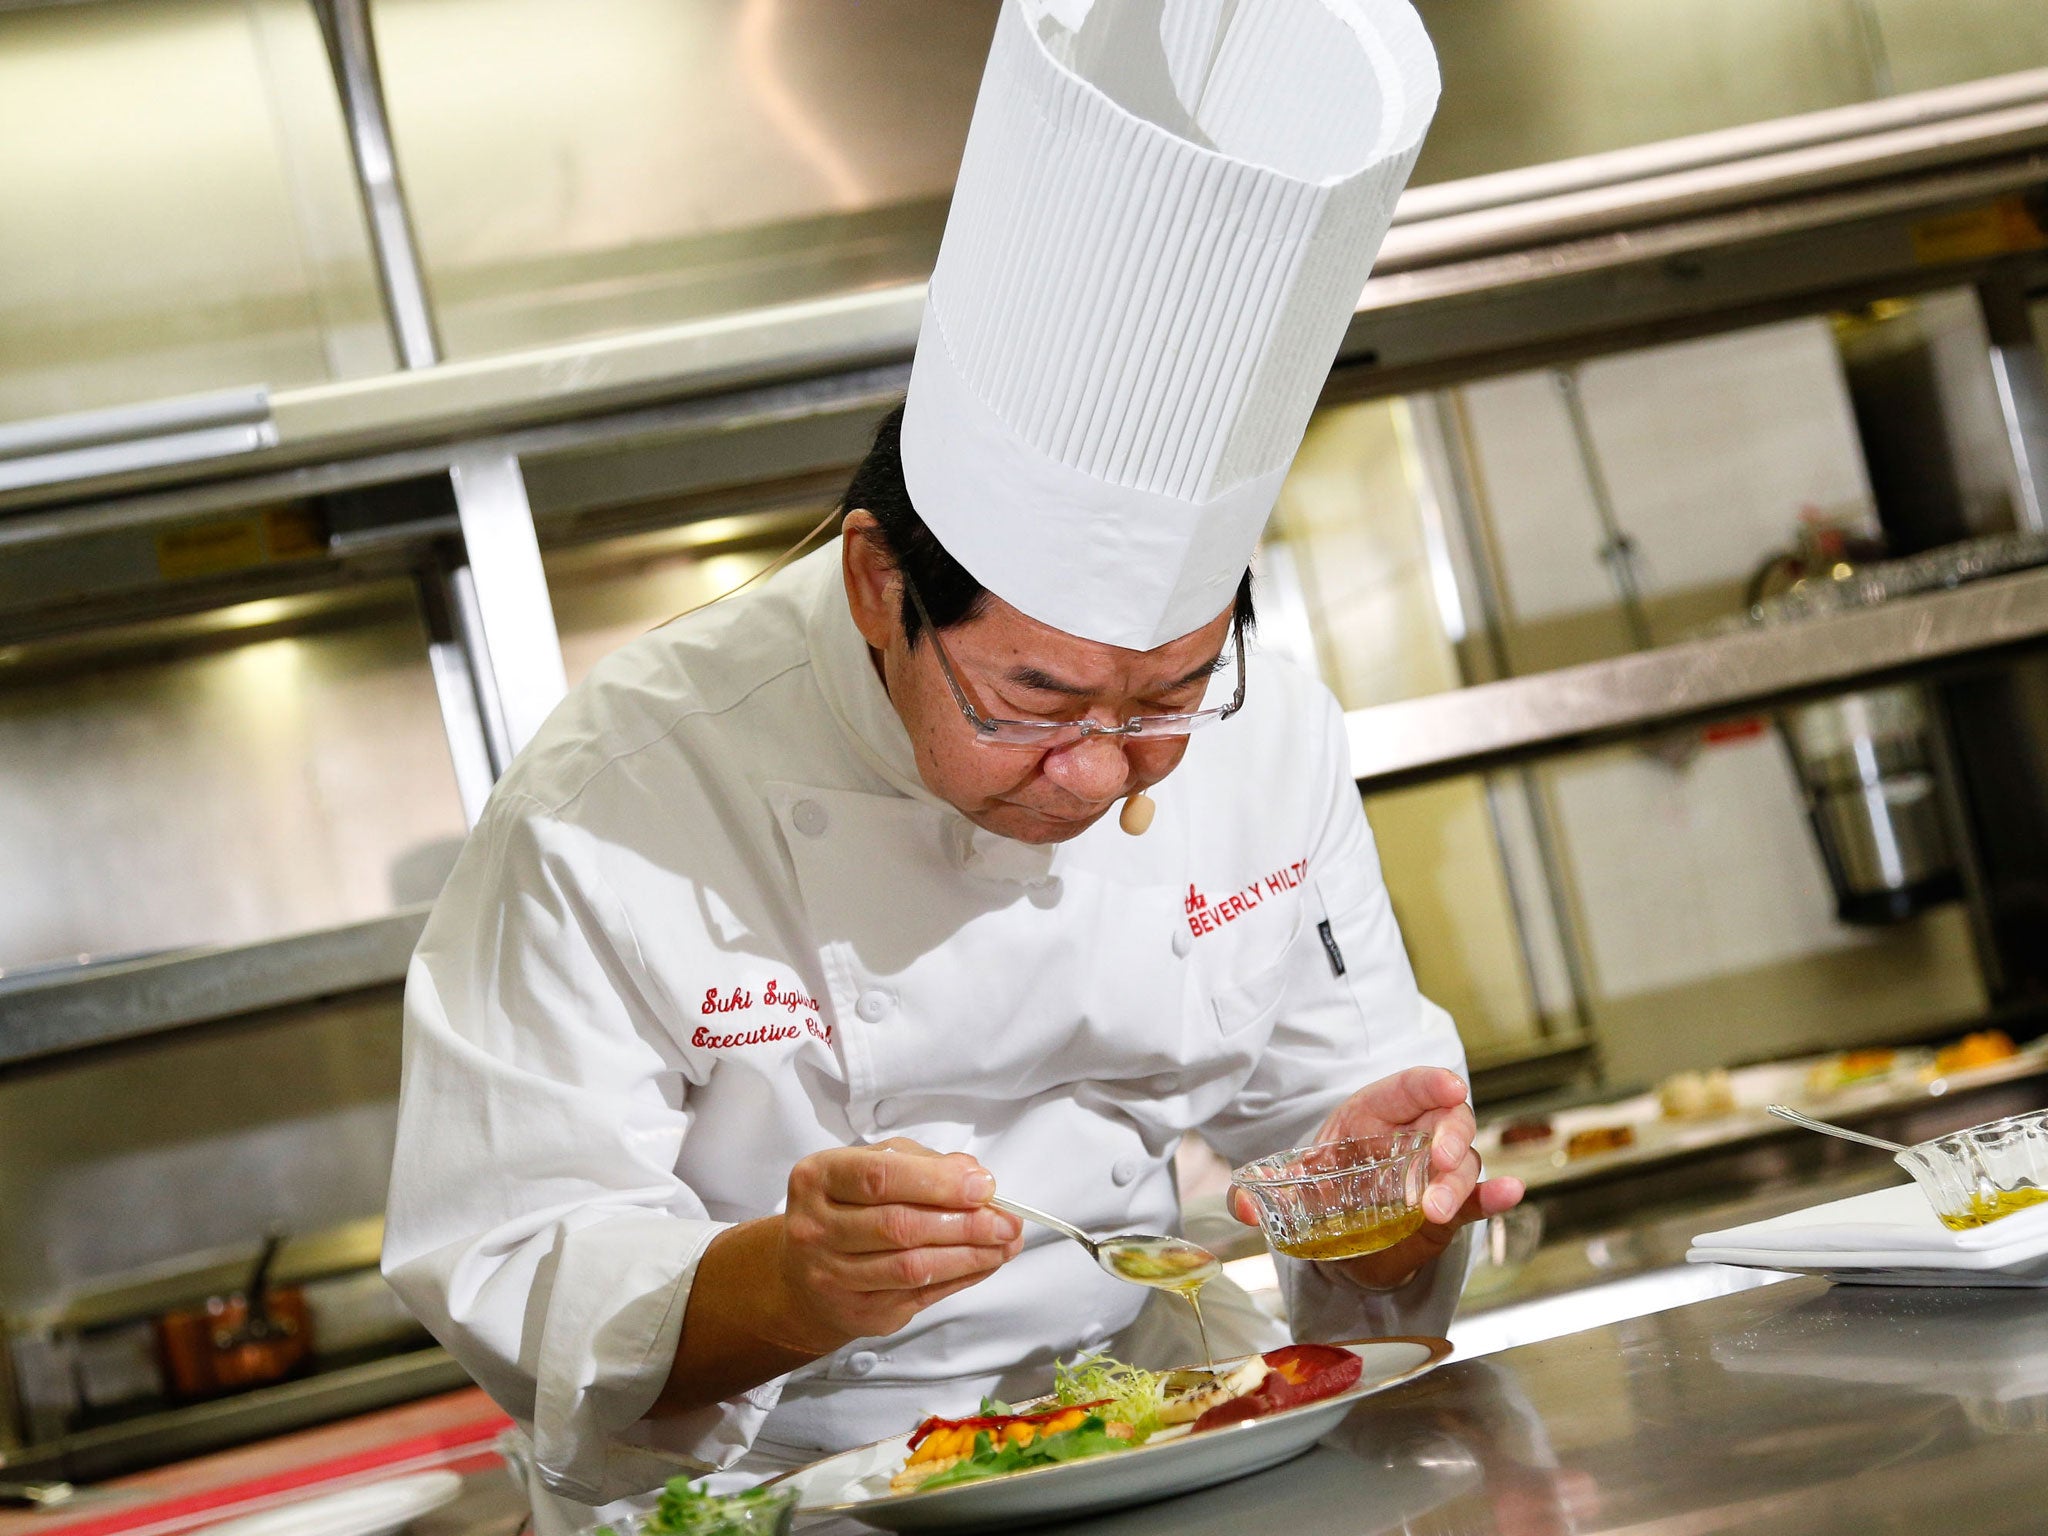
[1041,732,1131,801]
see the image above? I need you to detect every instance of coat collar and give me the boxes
[801,548,1061,887]
[803,546,931,807]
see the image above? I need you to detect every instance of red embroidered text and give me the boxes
[1185,859,1308,938]
[692,978,833,1050]
[762,978,821,1013]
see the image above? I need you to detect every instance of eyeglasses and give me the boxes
[900,572,1248,749]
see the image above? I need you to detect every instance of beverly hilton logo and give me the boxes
[1184,858,1308,938]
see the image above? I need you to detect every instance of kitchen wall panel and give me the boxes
[0,997,399,1314]
[1271,402,1558,1060]
[1446,319,1991,1080]
[0,591,466,973]
[1411,0,1880,185]
[1869,0,2048,95]
[370,0,997,359]
[1410,0,2048,187]
[1459,320,1879,664]
[0,0,386,423]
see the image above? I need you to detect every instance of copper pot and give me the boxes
[154,1235,314,1401]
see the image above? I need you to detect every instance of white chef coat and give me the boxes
[382,545,1470,1526]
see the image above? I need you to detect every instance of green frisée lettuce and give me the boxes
[920,1415,1134,1490]
[1052,1354,1170,1440]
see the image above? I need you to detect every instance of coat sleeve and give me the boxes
[1195,685,1474,1340]
[381,792,773,1504]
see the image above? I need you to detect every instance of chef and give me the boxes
[383,0,1521,1529]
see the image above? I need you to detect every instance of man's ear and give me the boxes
[840,509,898,652]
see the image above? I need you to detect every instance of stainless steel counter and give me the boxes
[800,1278,2048,1536]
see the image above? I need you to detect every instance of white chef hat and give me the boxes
[900,0,1438,651]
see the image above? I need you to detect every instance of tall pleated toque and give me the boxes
[902,0,1439,650]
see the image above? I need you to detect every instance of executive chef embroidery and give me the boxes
[693,978,832,1049]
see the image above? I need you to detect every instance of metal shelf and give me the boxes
[0,908,425,1074]
[2,72,2044,536]
[1344,566,2048,793]
[5,575,2045,1074]
[0,1347,471,1484]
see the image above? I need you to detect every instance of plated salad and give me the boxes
[888,1344,1363,1494]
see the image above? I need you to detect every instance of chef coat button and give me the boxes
[1171,929,1192,958]
[791,800,829,838]
[1146,1073,1178,1096]
[873,1099,901,1128]
[855,990,893,1023]
[846,1350,879,1377]
[1111,1157,1140,1187]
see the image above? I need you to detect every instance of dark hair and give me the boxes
[841,403,1255,647]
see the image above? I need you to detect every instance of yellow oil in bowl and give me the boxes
[1936,1185,2048,1231]
[1269,1206,1426,1260]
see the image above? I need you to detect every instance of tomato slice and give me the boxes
[1191,1345,1364,1432]
[1262,1343,1364,1404]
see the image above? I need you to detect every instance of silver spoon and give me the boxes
[990,1195,1221,1291]
[1767,1104,1908,1154]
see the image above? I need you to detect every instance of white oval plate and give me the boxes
[768,1336,1452,1533]
[202,1471,465,1536]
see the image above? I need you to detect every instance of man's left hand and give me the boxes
[1227,1066,1524,1291]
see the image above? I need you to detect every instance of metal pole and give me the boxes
[1847,0,1896,101]
[447,443,569,758]
[415,554,509,825]
[1979,279,2048,535]
[313,0,441,370]
[1554,366,1657,652]
[313,0,566,813]
[1426,391,1602,1052]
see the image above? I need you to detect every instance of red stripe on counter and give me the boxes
[32,1414,512,1536]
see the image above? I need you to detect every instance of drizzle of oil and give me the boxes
[1181,1286,1216,1375]
[1270,1206,1426,1260]
[1937,1185,2048,1231]
[1101,1240,1220,1374]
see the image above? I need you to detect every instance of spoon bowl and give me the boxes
[1092,1235,1222,1292]
[990,1196,1221,1292]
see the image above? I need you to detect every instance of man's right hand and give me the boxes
[657,1140,1023,1417]
[772,1139,1025,1352]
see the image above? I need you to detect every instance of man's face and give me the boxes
[842,515,1237,845]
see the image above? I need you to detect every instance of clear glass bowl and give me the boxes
[589,1482,798,1536]
[1894,1109,2048,1232]
[1231,1132,1431,1261]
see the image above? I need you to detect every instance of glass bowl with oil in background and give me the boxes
[1230,1132,1432,1261]
[1895,1108,2048,1231]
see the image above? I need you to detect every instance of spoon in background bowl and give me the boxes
[1766,1104,1907,1153]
